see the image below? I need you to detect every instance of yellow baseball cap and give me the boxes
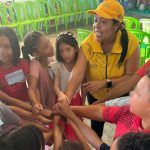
[88,0,124,22]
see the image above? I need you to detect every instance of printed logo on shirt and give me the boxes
[5,69,25,85]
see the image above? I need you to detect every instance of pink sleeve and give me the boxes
[102,106,128,124]
[20,59,29,75]
[29,60,40,78]
[136,60,150,77]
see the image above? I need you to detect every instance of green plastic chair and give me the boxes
[11,2,35,39]
[0,3,22,40]
[77,29,91,45]
[140,19,150,34]
[36,0,58,33]
[24,1,46,31]
[145,43,150,62]
[86,0,99,25]
[124,16,140,30]
[130,29,150,65]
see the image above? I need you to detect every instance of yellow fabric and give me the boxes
[88,0,124,22]
[81,30,139,100]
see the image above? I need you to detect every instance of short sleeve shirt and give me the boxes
[0,101,20,135]
[136,60,150,77]
[81,30,139,100]
[0,59,29,102]
[102,105,150,139]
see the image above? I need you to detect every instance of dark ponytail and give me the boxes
[112,20,129,67]
[21,31,44,62]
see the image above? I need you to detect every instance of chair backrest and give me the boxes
[77,29,91,45]
[0,3,15,26]
[130,29,150,44]
[47,0,60,16]
[36,0,51,18]
[140,19,150,34]
[25,1,41,20]
[124,16,140,30]
[11,2,28,22]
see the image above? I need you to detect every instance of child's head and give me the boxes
[129,68,150,118]
[56,31,79,64]
[59,141,84,150]
[0,27,20,65]
[6,125,45,150]
[22,31,54,61]
[111,132,150,150]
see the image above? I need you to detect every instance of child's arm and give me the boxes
[0,90,32,111]
[53,115,62,150]
[53,74,68,102]
[53,101,103,150]
[28,75,43,114]
[67,119,90,150]
[9,106,51,124]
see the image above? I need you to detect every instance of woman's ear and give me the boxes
[114,22,121,32]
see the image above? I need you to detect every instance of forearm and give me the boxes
[101,74,141,102]
[71,105,103,121]
[65,71,84,102]
[28,88,41,105]
[68,112,103,150]
[0,91,32,111]
[110,75,131,87]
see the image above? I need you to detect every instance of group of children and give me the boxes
[0,26,150,150]
[0,27,88,150]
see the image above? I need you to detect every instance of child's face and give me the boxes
[129,76,150,118]
[59,43,76,64]
[0,35,13,64]
[37,35,54,57]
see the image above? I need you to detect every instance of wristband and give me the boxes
[106,79,112,88]
[99,143,110,150]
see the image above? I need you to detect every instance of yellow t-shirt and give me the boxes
[81,30,139,100]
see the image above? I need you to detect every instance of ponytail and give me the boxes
[21,31,44,61]
[21,46,30,62]
[112,20,129,67]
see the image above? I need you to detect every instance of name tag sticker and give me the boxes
[5,69,25,85]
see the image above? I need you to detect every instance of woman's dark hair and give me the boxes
[117,132,150,150]
[56,31,79,62]
[59,141,84,150]
[0,27,20,65]
[7,125,45,150]
[21,31,44,62]
[112,19,129,67]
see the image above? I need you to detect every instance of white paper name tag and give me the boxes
[5,69,25,85]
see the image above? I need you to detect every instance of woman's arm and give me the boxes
[65,49,88,102]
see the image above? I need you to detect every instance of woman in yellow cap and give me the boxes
[61,0,140,138]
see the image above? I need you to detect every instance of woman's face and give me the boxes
[0,35,13,64]
[37,35,54,57]
[93,16,118,42]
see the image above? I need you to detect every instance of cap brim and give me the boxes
[88,9,113,20]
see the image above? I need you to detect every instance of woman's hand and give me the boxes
[83,80,106,93]
[53,100,73,118]
[32,103,43,115]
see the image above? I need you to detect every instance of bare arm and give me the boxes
[101,73,141,102]
[65,49,88,102]
[71,105,104,121]
[53,101,103,150]
[28,75,41,105]
[0,90,32,111]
